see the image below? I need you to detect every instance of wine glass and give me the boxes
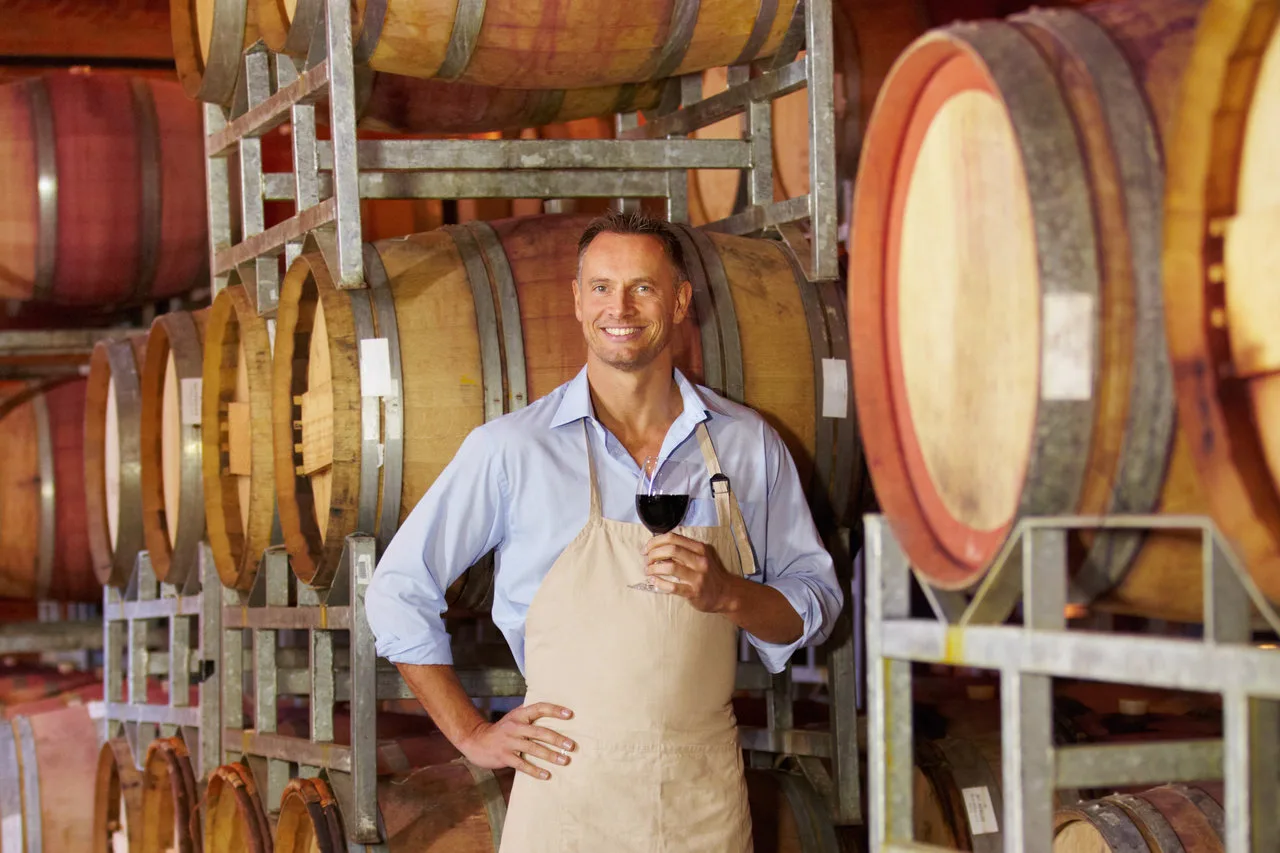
[631,455,692,592]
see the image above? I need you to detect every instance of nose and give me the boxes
[606,287,636,317]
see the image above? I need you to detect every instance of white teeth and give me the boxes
[604,327,639,335]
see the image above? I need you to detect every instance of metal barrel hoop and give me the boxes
[435,0,488,81]
[362,244,405,554]
[27,77,58,302]
[105,339,147,585]
[462,220,528,414]
[14,717,42,853]
[129,79,163,304]
[1015,8,1177,601]
[670,224,725,395]
[734,0,781,66]
[955,22,1100,522]
[641,0,702,83]
[167,310,209,589]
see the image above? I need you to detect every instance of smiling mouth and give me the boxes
[601,326,644,339]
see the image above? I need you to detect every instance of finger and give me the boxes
[642,532,700,554]
[520,703,573,724]
[517,724,576,752]
[648,562,696,584]
[509,738,571,768]
[510,752,554,780]
[650,574,693,597]
[646,544,706,571]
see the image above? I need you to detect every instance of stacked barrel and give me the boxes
[847,0,1278,847]
[850,0,1280,620]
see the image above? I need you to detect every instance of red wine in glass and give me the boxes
[636,494,690,534]
[632,456,691,592]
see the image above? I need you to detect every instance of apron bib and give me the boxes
[499,422,757,853]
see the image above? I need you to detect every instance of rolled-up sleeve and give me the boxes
[747,427,844,673]
[365,427,507,666]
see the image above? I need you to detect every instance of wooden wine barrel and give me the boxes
[914,732,1085,849]
[745,770,864,852]
[0,73,206,305]
[255,0,797,88]
[690,0,1102,226]
[4,681,179,720]
[95,738,145,853]
[176,4,667,134]
[202,286,275,591]
[0,1,174,62]
[169,0,260,105]
[85,333,149,589]
[274,777,345,853]
[850,0,1210,620]
[0,705,101,852]
[203,763,271,853]
[0,669,100,711]
[140,310,209,588]
[272,214,859,587]
[1164,0,1280,603]
[1053,784,1225,851]
[0,379,99,602]
[275,763,512,852]
[355,74,665,136]
[140,736,200,853]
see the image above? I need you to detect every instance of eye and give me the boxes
[592,284,609,293]
[635,284,652,293]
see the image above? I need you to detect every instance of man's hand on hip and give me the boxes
[458,702,576,781]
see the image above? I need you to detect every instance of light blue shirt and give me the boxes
[365,367,844,675]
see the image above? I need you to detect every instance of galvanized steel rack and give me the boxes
[223,534,851,845]
[102,546,222,780]
[201,0,842,314]
[865,513,1280,853]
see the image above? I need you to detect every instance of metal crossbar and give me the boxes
[865,513,1280,852]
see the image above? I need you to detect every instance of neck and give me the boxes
[585,355,684,450]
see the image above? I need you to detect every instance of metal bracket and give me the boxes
[867,513,1280,852]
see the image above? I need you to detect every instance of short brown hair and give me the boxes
[576,211,688,283]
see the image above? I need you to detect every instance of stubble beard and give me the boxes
[590,326,669,373]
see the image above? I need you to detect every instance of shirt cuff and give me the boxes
[746,575,829,674]
[374,630,455,667]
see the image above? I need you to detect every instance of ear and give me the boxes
[572,278,583,324]
[673,278,693,324]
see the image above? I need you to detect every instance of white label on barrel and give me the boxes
[355,552,374,586]
[962,786,999,835]
[2,814,21,851]
[821,358,849,419]
[181,378,203,426]
[1041,292,1093,401]
[360,338,393,397]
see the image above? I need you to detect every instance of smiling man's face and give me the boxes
[572,232,691,373]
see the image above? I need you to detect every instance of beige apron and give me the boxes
[499,421,758,853]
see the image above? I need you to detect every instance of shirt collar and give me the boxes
[549,366,731,429]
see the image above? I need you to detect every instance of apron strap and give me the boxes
[581,420,604,520]
[694,423,759,577]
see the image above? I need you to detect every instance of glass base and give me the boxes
[628,574,678,593]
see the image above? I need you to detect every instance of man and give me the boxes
[365,211,843,851]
